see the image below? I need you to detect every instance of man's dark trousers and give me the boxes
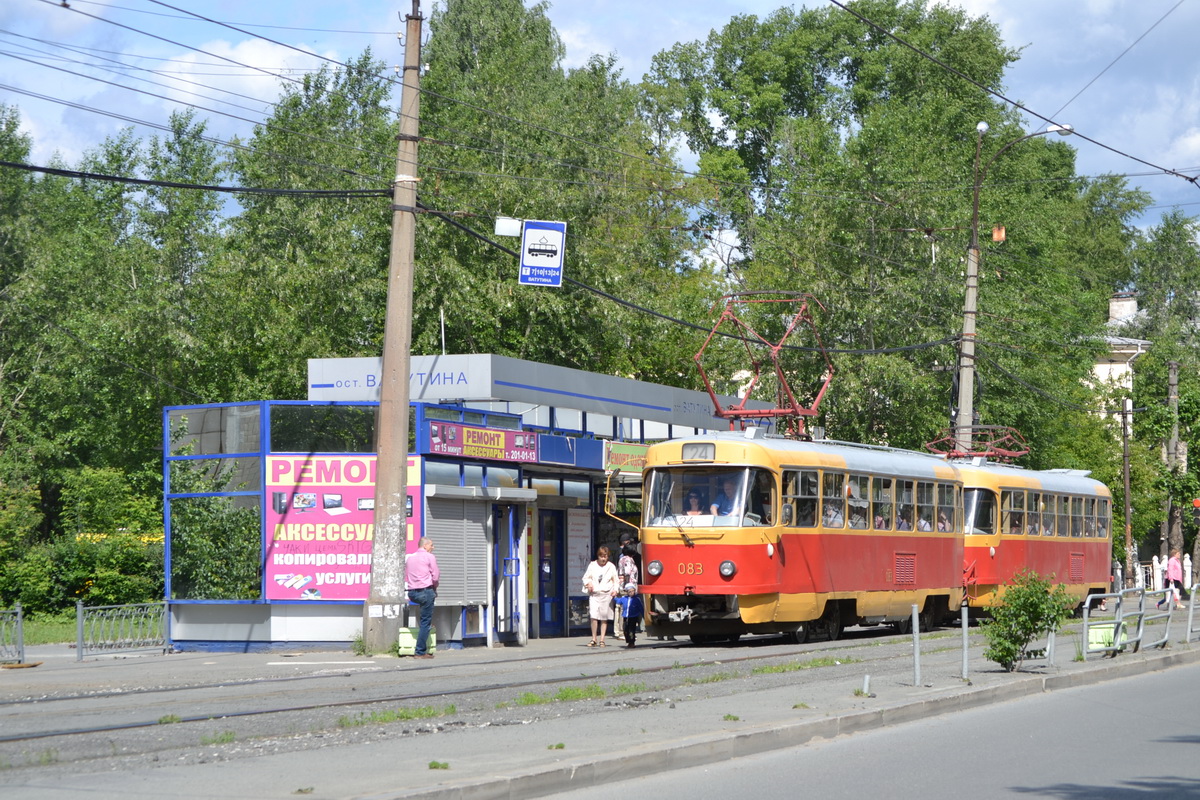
[408,587,436,655]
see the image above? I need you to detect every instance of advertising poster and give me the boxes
[428,421,538,463]
[265,455,422,601]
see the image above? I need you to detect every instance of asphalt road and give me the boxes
[550,658,1200,800]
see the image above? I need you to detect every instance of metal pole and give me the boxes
[1123,397,1134,588]
[911,603,921,686]
[961,603,969,680]
[76,600,84,662]
[364,0,423,653]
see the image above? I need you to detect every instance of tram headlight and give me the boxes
[647,560,663,577]
[719,560,737,578]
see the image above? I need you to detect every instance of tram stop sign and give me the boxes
[519,220,566,287]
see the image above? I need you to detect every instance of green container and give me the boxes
[1088,626,1115,648]
[396,627,436,656]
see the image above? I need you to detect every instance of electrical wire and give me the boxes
[825,0,1200,191]
[0,158,390,197]
[71,0,394,35]
[1049,0,1186,119]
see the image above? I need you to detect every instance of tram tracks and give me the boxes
[0,628,942,750]
[0,621,1053,774]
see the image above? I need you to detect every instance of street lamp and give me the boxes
[954,121,1074,453]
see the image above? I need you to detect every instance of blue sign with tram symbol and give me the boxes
[519,220,567,287]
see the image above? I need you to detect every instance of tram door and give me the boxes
[538,509,565,637]
[492,504,524,643]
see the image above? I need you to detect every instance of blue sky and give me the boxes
[1,0,1198,227]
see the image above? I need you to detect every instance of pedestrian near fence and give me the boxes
[1160,548,1185,610]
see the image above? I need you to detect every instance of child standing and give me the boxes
[614,583,644,647]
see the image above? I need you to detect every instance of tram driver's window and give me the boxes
[747,469,775,525]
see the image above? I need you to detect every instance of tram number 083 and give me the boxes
[677,562,704,575]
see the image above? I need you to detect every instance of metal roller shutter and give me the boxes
[424,498,489,605]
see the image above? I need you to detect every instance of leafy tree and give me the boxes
[419,0,702,380]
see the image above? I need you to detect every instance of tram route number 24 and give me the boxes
[678,562,704,575]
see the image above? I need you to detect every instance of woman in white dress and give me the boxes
[581,546,619,646]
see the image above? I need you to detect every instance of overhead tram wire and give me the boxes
[1049,0,1186,119]
[0,42,288,122]
[0,27,316,117]
[1,39,403,183]
[0,159,391,197]
[70,0,394,35]
[825,0,1200,192]
[0,84,396,189]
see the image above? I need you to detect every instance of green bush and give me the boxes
[982,570,1074,672]
[0,532,163,614]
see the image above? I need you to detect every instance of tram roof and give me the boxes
[655,431,1109,494]
[654,431,953,479]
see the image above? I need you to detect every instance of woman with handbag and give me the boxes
[582,546,619,647]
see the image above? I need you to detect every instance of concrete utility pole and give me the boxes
[1162,360,1181,558]
[956,121,1072,453]
[363,0,423,653]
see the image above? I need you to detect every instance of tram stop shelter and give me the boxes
[164,354,766,651]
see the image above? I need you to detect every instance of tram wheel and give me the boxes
[821,604,843,641]
[919,603,938,633]
[786,625,809,644]
[890,617,912,635]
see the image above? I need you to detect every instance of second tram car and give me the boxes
[956,460,1112,610]
[637,430,1114,642]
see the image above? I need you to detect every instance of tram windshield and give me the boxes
[643,467,775,528]
[963,488,997,534]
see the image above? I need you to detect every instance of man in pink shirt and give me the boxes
[406,537,440,658]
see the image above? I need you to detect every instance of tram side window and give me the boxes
[1058,495,1071,537]
[896,479,914,530]
[936,483,955,531]
[783,470,818,527]
[872,477,893,530]
[915,481,935,531]
[1039,494,1055,536]
[1084,497,1096,537]
[1027,491,1046,534]
[1002,490,1026,536]
[1098,499,1110,538]
[822,472,845,528]
[1070,496,1083,537]
[847,474,869,529]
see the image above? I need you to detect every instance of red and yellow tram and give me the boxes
[637,430,1112,643]
[956,461,1112,609]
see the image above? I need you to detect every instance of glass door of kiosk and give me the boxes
[538,509,565,637]
[492,504,522,642]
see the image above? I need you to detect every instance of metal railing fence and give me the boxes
[0,603,24,665]
[76,601,167,661]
